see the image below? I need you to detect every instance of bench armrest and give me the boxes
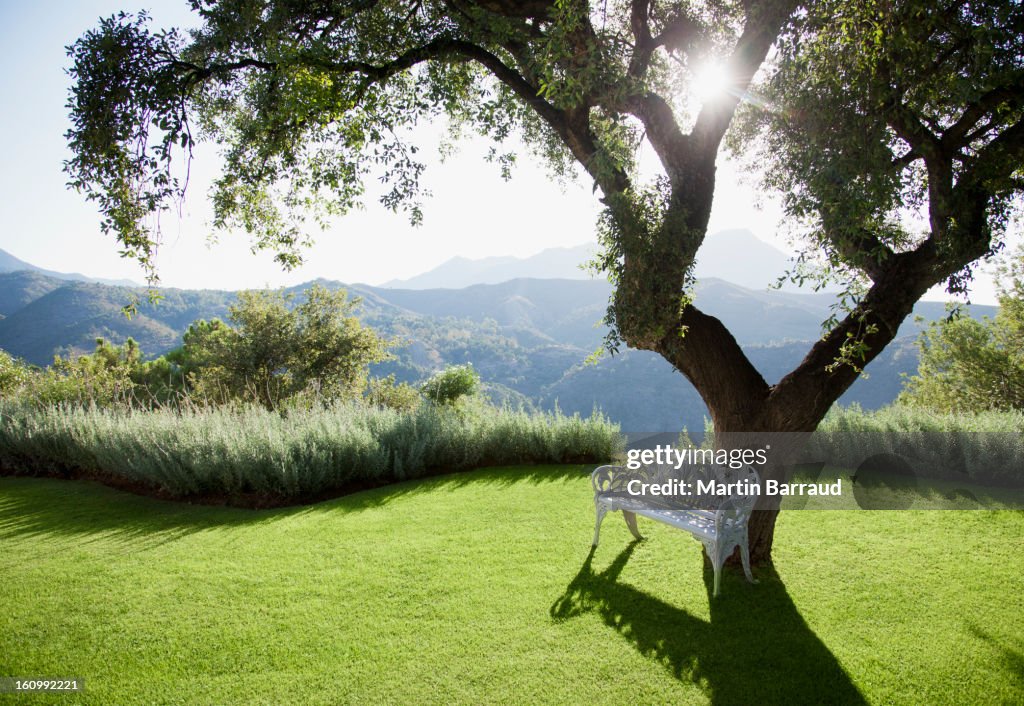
[714,495,755,533]
[713,467,760,533]
[591,465,648,495]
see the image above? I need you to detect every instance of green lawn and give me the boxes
[1,467,1022,705]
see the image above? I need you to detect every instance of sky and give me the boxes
[0,0,1016,302]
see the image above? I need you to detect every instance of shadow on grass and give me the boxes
[318,463,590,510]
[969,625,1024,693]
[0,478,259,550]
[551,543,866,705]
[0,465,591,544]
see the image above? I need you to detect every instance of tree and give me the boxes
[65,1,1024,563]
[21,338,141,407]
[421,364,481,406]
[180,285,391,408]
[0,350,33,399]
[899,247,1024,412]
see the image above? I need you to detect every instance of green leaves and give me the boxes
[183,285,393,409]
[900,246,1024,412]
[420,364,481,406]
[63,2,663,283]
[744,0,1024,296]
[65,12,194,286]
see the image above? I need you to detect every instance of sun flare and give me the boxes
[692,61,731,103]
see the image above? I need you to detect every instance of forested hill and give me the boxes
[0,270,994,431]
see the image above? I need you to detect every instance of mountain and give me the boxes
[382,243,599,289]
[0,271,65,318]
[691,228,794,291]
[0,276,234,364]
[354,276,959,350]
[0,247,139,287]
[382,229,796,291]
[0,270,997,431]
[354,278,611,350]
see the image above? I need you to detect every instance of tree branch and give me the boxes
[768,245,940,429]
[627,0,653,78]
[660,304,771,430]
[690,0,797,153]
[651,12,706,56]
[959,117,1024,190]
[942,74,1024,149]
[879,80,942,161]
[625,92,690,176]
[826,227,896,282]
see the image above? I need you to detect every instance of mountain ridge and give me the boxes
[0,247,140,288]
[381,229,799,292]
[0,268,996,431]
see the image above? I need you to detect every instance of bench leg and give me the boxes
[740,541,758,584]
[592,502,608,547]
[622,511,643,541]
[704,540,725,597]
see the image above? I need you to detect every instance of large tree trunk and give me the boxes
[746,507,781,566]
[645,294,912,565]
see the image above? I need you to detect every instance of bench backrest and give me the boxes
[594,462,761,516]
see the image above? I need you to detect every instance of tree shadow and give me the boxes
[0,465,592,547]
[317,463,592,512]
[968,624,1024,694]
[0,478,268,551]
[551,544,866,704]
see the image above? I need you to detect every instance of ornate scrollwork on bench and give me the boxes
[590,462,761,596]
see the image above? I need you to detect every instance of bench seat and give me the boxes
[591,463,760,596]
[596,492,720,539]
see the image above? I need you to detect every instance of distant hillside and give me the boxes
[0,271,65,318]
[0,270,995,431]
[382,229,797,291]
[355,278,611,350]
[0,276,234,364]
[0,247,139,287]
[383,244,599,289]
[355,277,960,350]
[691,229,795,291]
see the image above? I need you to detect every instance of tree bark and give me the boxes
[745,507,781,565]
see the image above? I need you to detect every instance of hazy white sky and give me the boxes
[0,1,1015,303]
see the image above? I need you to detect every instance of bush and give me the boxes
[898,245,1024,412]
[420,365,480,406]
[365,375,421,412]
[16,339,141,408]
[811,404,1024,485]
[0,401,621,502]
[180,285,392,409]
[0,351,33,398]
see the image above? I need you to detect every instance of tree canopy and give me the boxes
[164,285,392,408]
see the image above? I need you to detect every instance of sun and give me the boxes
[692,61,731,103]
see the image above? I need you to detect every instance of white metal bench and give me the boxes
[590,463,760,596]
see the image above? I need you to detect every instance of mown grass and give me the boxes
[1,468,1021,705]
